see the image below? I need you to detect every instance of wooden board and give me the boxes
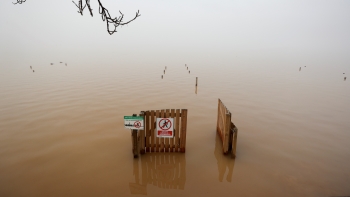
[170,109,175,152]
[175,109,180,152]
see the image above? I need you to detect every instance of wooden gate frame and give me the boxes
[135,109,187,155]
[216,99,238,158]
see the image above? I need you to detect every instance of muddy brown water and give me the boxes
[0,64,349,196]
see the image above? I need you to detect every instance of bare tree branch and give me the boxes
[13,0,140,35]
[97,0,140,35]
[13,0,26,5]
[72,0,86,15]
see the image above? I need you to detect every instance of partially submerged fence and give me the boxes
[132,109,188,157]
[216,99,238,158]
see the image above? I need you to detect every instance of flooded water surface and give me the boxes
[0,62,349,197]
[1,1,350,196]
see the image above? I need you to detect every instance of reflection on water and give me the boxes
[195,86,198,94]
[129,153,186,195]
[214,134,235,182]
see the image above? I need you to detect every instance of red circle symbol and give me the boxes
[134,121,141,128]
[158,118,172,130]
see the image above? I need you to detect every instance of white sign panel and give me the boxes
[156,118,174,138]
[124,116,144,130]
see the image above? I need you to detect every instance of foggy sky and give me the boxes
[1,0,349,69]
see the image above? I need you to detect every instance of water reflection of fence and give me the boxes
[214,134,235,182]
[139,109,188,153]
[129,153,186,195]
[216,99,238,157]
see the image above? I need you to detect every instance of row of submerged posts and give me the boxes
[125,100,237,158]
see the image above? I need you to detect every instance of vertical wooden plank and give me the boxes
[160,110,165,152]
[220,102,226,141]
[165,109,170,152]
[155,110,160,152]
[231,124,238,158]
[170,109,175,152]
[223,112,231,154]
[150,110,155,152]
[216,99,221,135]
[145,111,150,152]
[139,112,145,154]
[175,109,180,152]
[180,109,188,153]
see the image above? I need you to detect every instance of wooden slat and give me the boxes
[165,109,170,152]
[175,109,180,152]
[150,110,155,152]
[145,111,150,152]
[216,99,220,134]
[155,110,160,152]
[180,109,188,152]
[170,109,175,152]
[160,110,165,152]
[220,102,226,141]
[223,112,231,153]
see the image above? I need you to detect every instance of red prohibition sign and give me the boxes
[159,118,172,130]
[134,121,141,128]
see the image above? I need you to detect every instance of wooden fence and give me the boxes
[129,153,186,195]
[216,99,238,158]
[134,109,187,156]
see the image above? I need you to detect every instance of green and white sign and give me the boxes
[124,116,144,130]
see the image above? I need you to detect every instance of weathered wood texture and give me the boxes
[216,99,238,157]
[140,109,188,153]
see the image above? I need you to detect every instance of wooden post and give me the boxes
[140,111,145,154]
[132,114,139,158]
[231,126,238,158]
[223,112,231,154]
[180,109,187,153]
[195,77,198,86]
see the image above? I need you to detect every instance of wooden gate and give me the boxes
[216,99,238,158]
[137,109,188,154]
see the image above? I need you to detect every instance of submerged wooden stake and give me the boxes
[132,114,139,158]
[196,77,198,86]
